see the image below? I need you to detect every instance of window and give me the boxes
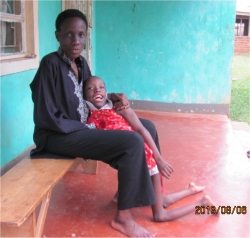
[0,0,39,76]
[235,17,249,36]
[0,0,23,56]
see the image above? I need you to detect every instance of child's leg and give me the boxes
[151,174,217,221]
[113,181,205,206]
[151,173,165,220]
[163,182,205,208]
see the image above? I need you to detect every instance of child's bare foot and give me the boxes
[112,191,118,203]
[201,195,220,216]
[188,182,205,194]
[111,212,154,237]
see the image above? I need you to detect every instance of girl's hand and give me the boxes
[156,158,174,179]
[110,93,130,111]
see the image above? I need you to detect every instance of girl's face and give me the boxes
[85,77,107,109]
[56,17,87,61]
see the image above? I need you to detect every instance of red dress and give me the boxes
[87,109,157,171]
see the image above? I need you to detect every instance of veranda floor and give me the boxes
[43,110,250,237]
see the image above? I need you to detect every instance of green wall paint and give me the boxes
[38,0,61,59]
[1,71,35,167]
[94,1,235,104]
[1,0,61,168]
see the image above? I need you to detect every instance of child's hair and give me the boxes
[83,76,105,99]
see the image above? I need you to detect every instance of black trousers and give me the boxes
[44,119,158,210]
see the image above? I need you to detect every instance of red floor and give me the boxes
[43,111,250,237]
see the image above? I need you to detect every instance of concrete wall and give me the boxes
[1,70,36,167]
[38,1,61,59]
[1,0,236,168]
[93,0,236,113]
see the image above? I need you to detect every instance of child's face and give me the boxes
[84,76,107,109]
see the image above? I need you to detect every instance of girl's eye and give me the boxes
[87,87,94,90]
[100,86,105,89]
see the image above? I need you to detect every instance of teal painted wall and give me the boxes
[1,0,236,168]
[94,1,236,104]
[1,0,61,168]
[1,71,36,167]
[38,0,61,59]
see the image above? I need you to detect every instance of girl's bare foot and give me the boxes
[111,210,154,237]
[201,195,220,216]
[188,182,205,194]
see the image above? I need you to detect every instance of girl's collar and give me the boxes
[86,98,113,110]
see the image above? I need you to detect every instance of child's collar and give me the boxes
[86,98,113,110]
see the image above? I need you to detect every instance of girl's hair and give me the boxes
[55,9,88,32]
[83,76,105,99]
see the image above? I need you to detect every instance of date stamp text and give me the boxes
[195,206,247,215]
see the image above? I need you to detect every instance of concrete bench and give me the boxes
[0,157,97,237]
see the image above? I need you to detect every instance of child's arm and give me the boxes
[119,108,174,179]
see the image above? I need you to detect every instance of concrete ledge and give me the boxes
[230,121,250,155]
[230,121,250,132]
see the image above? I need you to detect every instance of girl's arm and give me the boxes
[108,93,130,111]
[119,108,174,178]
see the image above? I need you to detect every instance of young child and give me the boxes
[84,76,218,221]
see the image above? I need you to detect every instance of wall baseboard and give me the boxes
[0,145,35,176]
[130,100,229,115]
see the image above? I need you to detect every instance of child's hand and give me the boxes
[110,93,130,111]
[156,159,174,179]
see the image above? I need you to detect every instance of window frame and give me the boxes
[235,12,250,37]
[0,0,39,76]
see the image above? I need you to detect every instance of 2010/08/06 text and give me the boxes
[195,206,247,215]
